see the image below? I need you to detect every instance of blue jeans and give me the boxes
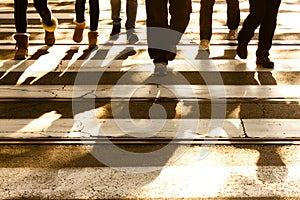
[110,0,137,30]
[75,0,100,31]
[14,0,53,33]
[200,0,240,40]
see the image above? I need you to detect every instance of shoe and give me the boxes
[88,31,98,48]
[42,18,58,46]
[73,20,86,43]
[110,24,121,36]
[153,62,168,76]
[228,29,238,40]
[44,31,55,46]
[236,42,248,59]
[126,29,139,44]
[13,33,29,60]
[199,39,210,51]
[256,55,274,68]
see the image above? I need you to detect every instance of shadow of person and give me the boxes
[212,49,237,60]
[227,68,288,183]
[0,46,51,83]
[195,49,210,59]
[115,47,137,60]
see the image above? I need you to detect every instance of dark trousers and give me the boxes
[14,0,53,33]
[200,0,240,40]
[146,0,192,63]
[238,0,281,56]
[75,0,100,31]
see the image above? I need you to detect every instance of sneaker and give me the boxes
[110,24,121,36]
[199,39,210,51]
[126,30,139,44]
[236,42,248,59]
[228,29,238,40]
[256,55,274,68]
[153,62,168,76]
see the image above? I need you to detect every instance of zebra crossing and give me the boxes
[1,0,300,199]
[0,0,300,140]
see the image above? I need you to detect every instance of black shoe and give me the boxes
[236,42,248,59]
[153,62,168,76]
[110,24,121,36]
[256,55,274,68]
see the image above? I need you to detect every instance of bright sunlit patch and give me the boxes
[16,46,69,85]
[0,59,27,80]
[69,104,111,137]
[10,111,62,137]
[278,85,300,97]
[175,101,192,117]
[228,104,241,118]
[137,166,232,198]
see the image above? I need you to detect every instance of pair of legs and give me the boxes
[146,0,192,75]
[110,0,138,44]
[199,0,240,50]
[111,0,137,30]
[14,0,54,33]
[13,0,58,59]
[73,0,100,48]
[237,0,281,68]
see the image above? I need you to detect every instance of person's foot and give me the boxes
[110,24,121,36]
[88,31,98,49]
[236,42,248,59]
[153,62,168,76]
[126,29,139,44]
[42,18,58,46]
[256,55,274,68]
[45,31,55,46]
[73,20,86,43]
[199,39,210,51]
[228,28,238,40]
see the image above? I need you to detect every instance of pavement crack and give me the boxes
[240,118,249,138]
[79,90,96,98]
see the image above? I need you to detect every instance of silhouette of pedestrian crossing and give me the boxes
[0,0,300,140]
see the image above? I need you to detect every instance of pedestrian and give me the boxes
[73,0,100,48]
[110,0,138,43]
[199,0,240,52]
[236,0,281,68]
[146,0,192,76]
[13,0,58,60]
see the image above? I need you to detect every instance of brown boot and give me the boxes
[73,20,86,43]
[13,33,29,60]
[88,31,98,48]
[42,17,58,46]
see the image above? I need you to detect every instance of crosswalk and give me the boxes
[1,0,300,199]
[0,0,300,140]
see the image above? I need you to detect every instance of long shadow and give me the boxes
[0,46,51,84]
[231,68,288,184]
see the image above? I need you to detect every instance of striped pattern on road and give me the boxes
[0,0,299,140]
